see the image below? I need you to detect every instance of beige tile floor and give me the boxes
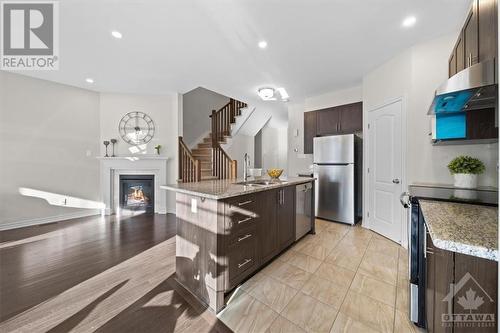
[218,219,426,333]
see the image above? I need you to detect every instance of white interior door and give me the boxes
[368,100,403,243]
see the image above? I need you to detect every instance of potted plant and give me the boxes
[447,155,485,189]
[154,144,162,155]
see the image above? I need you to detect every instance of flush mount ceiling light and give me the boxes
[402,16,417,28]
[258,87,275,100]
[111,30,123,39]
[85,78,94,84]
[258,40,268,49]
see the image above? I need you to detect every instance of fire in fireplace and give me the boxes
[119,175,154,213]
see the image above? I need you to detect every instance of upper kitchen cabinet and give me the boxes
[339,102,363,133]
[303,102,363,154]
[478,0,498,62]
[463,0,478,68]
[448,0,497,78]
[317,107,341,136]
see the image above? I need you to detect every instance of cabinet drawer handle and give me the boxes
[238,234,252,242]
[238,200,253,206]
[238,258,252,269]
[238,217,253,224]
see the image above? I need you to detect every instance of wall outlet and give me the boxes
[86,150,92,157]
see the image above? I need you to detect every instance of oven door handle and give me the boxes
[400,192,409,208]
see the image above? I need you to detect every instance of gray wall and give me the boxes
[182,87,229,146]
[0,72,101,229]
[254,129,262,168]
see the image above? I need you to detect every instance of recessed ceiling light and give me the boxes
[258,41,268,49]
[111,30,123,39]
[85,78,94,84]
[402,16,417,28]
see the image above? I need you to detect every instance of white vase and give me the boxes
[453,173,478,189]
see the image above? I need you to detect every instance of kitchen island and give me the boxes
[161,177,315,313]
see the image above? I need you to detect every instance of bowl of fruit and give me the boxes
[267,168,284,179]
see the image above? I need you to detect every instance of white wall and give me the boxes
[363,33,498,189]
[99,93,181,213]
[408,36,498,187]
[223,134,255,176]
[305,86,363,112]
[182,87,229,146]
[0,72,101,229]
[261,122,288,175]
[362,33,499,241]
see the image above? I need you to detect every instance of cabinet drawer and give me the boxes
[227,225,257,248]
[225,195,257,232]
[228,234,257,281]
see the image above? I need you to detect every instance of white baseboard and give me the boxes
[0,210,101,231]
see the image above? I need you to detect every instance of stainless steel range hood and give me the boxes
[427,59,497,115]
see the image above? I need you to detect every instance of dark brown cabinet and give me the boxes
[448,0,497,78]
[258,189,279,264]
[277,186,296,250]
[303,102,363,154]
[456,35,465,73]
[339,102,363,133]
[425,228,498,333]
[304,111,317,154]
[463,1,479,67]
[478,0,498,63]
[317,108,341,136]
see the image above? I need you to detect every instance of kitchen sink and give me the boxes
[236,180,288,186]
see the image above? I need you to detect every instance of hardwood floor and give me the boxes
[0,213,230,333]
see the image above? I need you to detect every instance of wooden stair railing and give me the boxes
[210,98,247,144]
[178,136,201,182]
[212,143,237,180]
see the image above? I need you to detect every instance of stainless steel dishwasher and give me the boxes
[296,182,313,240]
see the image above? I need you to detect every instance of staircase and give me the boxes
[178,98,247,182]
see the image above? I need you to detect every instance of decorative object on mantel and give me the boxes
[103,140,110,157]
[448,155,485,189]
[119,111,155,145]
[110,139,117,157]
[154,144,162,155]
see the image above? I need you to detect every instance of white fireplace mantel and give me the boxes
[99,157,169,215]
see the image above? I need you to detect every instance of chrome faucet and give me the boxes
[243,153,251,181]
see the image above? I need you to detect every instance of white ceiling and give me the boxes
[16,0,470,123]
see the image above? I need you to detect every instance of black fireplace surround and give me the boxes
[119,175,155,213]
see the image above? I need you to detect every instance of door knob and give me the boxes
[392,179,400,184]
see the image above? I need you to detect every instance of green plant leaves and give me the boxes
[447,155,485,175]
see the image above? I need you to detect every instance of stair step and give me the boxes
[193,155,211,161]
[192,148,212,155]
[197,143,212,149]
[201,175,218,180]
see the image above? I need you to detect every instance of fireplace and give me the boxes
[119,175,155,213]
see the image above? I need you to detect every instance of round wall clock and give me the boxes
[118,111,155,145]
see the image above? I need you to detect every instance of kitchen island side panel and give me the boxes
[175,192,224,311]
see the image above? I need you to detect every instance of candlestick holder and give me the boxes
[103,141,110,157]
[110,139,117,157]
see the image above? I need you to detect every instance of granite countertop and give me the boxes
[419,200,498,261]
[161,177,314,200]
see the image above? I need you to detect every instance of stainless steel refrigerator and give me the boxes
[313,134,362,224]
